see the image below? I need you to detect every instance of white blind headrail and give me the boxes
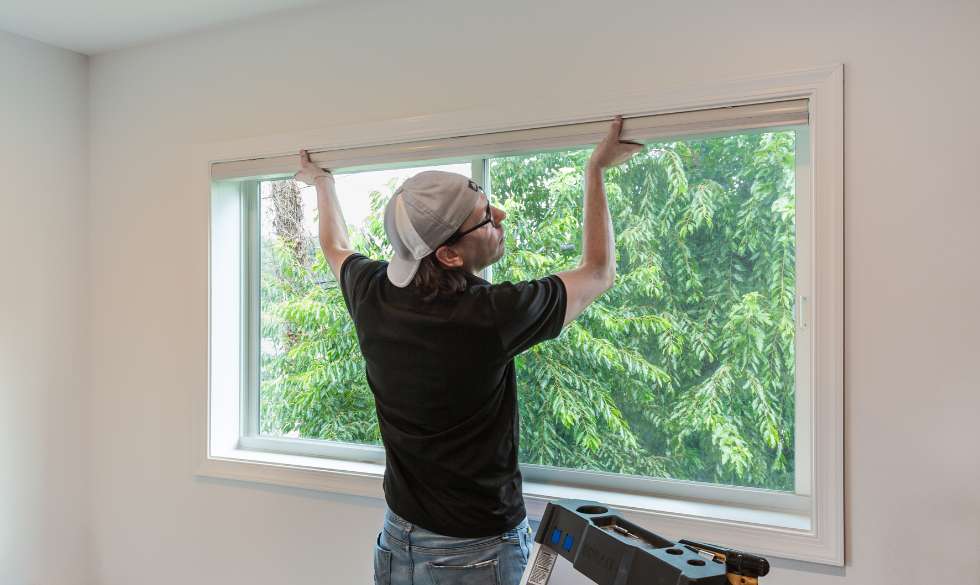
[211,99,808,181]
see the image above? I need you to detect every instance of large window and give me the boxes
[251,131,804,494]
[202,67,843,565]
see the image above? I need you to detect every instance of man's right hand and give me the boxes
[589,116,644,169]
[294,149,333,186]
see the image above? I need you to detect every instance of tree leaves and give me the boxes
[492,131,798,490]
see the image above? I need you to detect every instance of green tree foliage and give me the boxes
[258,130,797,490]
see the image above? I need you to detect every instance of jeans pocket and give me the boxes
[427,558,500,585]
[373,531,392,585]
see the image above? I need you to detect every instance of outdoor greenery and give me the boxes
[258,129,798,491]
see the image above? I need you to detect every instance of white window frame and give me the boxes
[195,65,843,565]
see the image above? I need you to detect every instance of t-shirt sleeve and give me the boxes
[339,253,383,318]
[489,275,567,359]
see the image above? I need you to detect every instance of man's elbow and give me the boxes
[319,236,349,255]
[602,266,616,291]
[582,262,616,291]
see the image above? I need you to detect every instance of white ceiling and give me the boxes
[0,0,332,55]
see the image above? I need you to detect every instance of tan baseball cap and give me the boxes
[383,171,482,287]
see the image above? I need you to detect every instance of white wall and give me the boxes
[0,30,91,585]
[86,0,980,583]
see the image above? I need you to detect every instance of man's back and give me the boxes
[339,254,566,537]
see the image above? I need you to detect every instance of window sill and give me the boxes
[521,481,809,531]
[198,445,386,498]
[196,446,829,565]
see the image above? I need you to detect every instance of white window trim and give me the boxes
[195,64,843,566]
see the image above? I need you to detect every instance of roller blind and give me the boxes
[211,99,808,181]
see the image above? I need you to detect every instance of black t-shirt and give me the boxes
[339,253,567,537]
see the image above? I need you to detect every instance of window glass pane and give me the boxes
[255,129,799,493]
[258,163,472,444]
[489,130,797,491]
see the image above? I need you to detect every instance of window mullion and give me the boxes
[793,125,813,497]
[472,157,493,282]
[242,180,262,439]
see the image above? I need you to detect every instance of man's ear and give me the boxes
[434,245,464,269]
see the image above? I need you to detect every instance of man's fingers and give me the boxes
[602,117,623,143]
[607,116,624,140]
[615,141,643,154]
[612,142,644,165]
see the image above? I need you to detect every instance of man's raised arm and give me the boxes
[557,117,643,327]
[294,149,354,280]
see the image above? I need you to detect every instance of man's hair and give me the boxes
[412,254,468,301]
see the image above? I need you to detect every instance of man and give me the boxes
[294,117,642,585]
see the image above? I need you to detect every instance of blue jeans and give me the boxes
[374,507,532,585]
